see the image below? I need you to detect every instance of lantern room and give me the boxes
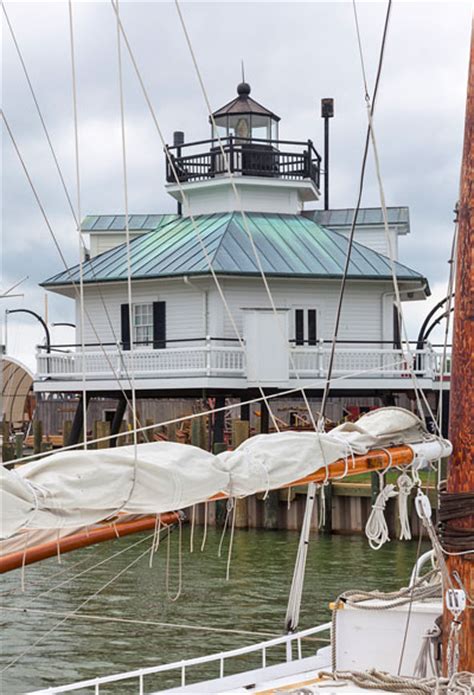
[210,81,280,142]
[165,81,321,216]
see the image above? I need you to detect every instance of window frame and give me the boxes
[132,303,154,347]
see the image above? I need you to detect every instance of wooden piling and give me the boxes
[167,422,177,442]
[145,418,155,442]
[63,420,72,448]
[2,419,14,467]
[96,421,111,449]
[232,420,250,528]
[33,420,43,455]
[14,433,24,460]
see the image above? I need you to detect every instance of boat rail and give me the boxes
[29,621,332,694]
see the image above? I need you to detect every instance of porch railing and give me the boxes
[36,339,451,382]
[37,339,245,380]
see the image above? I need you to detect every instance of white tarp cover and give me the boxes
[0,408,443,542]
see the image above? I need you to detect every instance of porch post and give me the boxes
[110,395,128,447]
[213,394,226,448]
[67,393,91,446]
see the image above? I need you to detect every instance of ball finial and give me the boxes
[237,81,251,97]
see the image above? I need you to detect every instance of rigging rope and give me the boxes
[108,0,280,432]
[352,0,440,431]
[9,357,406,465]
[1,533,163,674]
[318,0,393,426]
[174,0,318,433]
[113,0,139,512]
[0,606,280,639]
[67,0,88,450]
[0,109,144,431]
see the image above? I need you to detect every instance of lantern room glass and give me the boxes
[212,114,279,143]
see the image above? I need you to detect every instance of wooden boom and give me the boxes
[0,444,416,574]
[0,512,180,574]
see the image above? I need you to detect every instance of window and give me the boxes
[294,309,317,346]
[133,303,153,345]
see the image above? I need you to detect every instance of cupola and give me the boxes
[210,82,280,142]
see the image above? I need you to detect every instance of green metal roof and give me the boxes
[42,212,428,290]
[81,214,177,232]
[309,207,409,228]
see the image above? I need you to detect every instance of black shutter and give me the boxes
[308,310,317,345]
[121,304,130,351]
[295,309,304,346]
[393,305,401,349]
[153,301,166,349]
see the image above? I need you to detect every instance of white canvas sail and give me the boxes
[1,408,451,541]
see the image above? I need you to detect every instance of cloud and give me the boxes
[1,0,470,368]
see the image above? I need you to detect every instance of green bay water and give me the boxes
[1,529,428,693]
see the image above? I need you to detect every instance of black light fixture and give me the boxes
[321,98,334,210]
[173,131,185,215]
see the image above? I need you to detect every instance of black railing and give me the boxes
[37,338,242,353]
[38,338,452,354]
[165,136,321,187]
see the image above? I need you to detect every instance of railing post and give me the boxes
[206,335,211,376]
[318,338,324,377]
[286,639,293,662]
[306,139,312,179]
[425,342,434,378]
[228,136,234,173]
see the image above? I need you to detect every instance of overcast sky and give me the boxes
[1,0,471,369]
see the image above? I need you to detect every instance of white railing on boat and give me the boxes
[36,340,451,383]
[29,621,331,694]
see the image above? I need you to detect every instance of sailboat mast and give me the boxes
[442,18,474,675]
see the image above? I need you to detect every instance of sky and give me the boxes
[1,0,471,370]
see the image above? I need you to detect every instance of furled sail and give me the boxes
[1,408,451,543]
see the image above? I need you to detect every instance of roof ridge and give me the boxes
[211,211,238,266]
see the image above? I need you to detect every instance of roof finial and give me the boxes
[237,62,251,97]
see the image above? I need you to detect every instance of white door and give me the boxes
[243,309,289,384]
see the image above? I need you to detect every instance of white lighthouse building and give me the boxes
[35,82,444,445]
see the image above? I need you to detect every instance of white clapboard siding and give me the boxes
[336,226,399,259]
[76,280,206,345]
[214,278,394,344]
[89,232,144,258]
[74,275,398,349]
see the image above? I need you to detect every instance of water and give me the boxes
[0,528,428,693]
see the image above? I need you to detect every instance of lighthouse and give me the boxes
[38,80,433,460]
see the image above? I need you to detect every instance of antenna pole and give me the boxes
[441,18,474,675]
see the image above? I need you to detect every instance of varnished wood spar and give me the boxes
[1,445,416,574]
[443,18,474,675]
[210,444,416,500]
[0,512,180,574]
